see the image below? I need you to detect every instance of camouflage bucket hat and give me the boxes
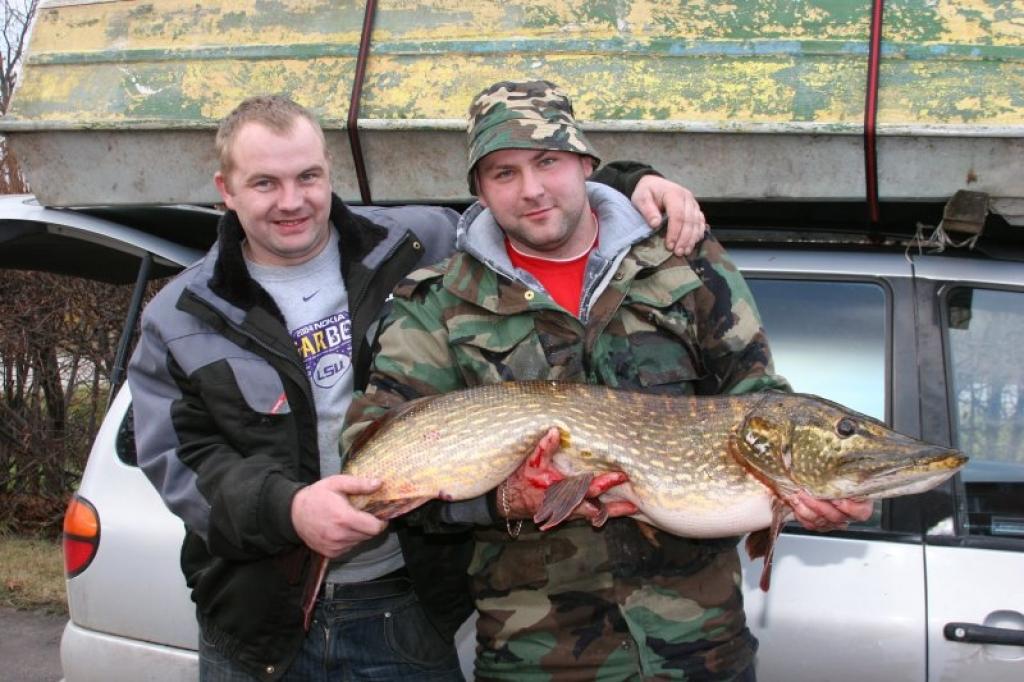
[466,79,601,194]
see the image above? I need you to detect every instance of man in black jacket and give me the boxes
[128,94,708,681]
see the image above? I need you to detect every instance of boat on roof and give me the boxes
[1,0,1021,224]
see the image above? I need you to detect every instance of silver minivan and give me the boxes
[4,194,1022,680]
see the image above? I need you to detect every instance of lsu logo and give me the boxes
[313,352,350,388]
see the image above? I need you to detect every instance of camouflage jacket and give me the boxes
[345,182,786,438]
[344,179,787,529]
[344,182,789,677]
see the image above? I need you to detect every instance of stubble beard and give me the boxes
[510,199,588,256]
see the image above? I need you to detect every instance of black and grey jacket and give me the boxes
[127,165,655,680]
[128,195,461,679]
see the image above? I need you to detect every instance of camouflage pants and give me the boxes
[470,523,756,681]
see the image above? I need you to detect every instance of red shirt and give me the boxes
[506,229,597,316]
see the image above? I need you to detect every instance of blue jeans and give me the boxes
[200,575,464,681]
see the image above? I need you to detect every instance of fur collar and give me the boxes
[207,194,388,310]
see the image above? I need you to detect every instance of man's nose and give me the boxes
[277,181,303,211]
[520,168,545,199]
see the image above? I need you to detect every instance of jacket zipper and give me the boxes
[181,291,315,427]
[184,290,301,367]
[349,231,411,315]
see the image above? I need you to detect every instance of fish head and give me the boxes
[732,391,968,499]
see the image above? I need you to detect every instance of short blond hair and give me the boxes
[215,95,330,176]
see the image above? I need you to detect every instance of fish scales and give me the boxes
[294,380,969,615]
[344,381,967,540]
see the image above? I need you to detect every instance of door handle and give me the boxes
[944,622,1024,646]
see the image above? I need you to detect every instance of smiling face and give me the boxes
[475,148,596,259]
[214,117,332,267]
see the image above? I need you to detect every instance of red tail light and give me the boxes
[63,495,100,578]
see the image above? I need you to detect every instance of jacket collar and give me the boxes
[449,183,657,320]
[206,193,388,311]
[455,182,652,280]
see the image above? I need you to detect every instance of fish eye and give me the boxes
[836,418,857,438]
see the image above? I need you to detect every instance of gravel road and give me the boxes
[0,607,65,681]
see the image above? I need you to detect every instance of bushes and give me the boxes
[0,270,142,537]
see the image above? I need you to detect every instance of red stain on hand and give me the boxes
[526,469,564,489]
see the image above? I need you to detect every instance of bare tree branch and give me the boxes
[1,0,38,114]
[0,0,37,194]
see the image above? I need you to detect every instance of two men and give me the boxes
[128,93,707,680]
[343,80,872,680]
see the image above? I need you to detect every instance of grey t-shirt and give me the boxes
[245,228,403,583]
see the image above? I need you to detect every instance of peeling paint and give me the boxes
[32,0,364,54]
[11,0,1022,131]
[4,0,1022,208]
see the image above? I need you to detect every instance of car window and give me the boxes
[945,287,1024,540]
[748,279,887,420]
[116,404,138,466]
[749,278,888,529]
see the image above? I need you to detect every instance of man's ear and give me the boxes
[581,155,595,178]
[214,171,235,210]
[474,169,489,208]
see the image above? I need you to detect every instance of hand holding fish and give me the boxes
[290,475,389,558]
[337,382,966,596]
[788,492,874,532]
[498,427,639,528]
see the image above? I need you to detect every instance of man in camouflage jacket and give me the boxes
[343,80,870,681]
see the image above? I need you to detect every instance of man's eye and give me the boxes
[299,172,319,183]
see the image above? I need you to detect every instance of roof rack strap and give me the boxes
[348,0,378,205]
[863,0,885,227]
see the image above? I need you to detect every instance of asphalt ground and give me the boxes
[0,607,65,681]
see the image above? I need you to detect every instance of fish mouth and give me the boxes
[833,449,968,499]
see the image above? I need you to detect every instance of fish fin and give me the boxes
[533,473,595,530]
[347,395,437,457]
[362,496,433,520]
[744,528,771,560]
[636,520,661,547]
[746,497,789,592]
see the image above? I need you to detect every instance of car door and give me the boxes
[913,255,1024,681]
[731,246,929,682]
[0,194,204,390]
[0,195,201,279]
[0,194,207,680]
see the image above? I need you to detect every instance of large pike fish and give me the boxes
[301,381,966,627]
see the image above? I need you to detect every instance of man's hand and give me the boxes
[291,475,388,558]
[788,492,874,532]
[499,427,637,528]
[631,174,707,257]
